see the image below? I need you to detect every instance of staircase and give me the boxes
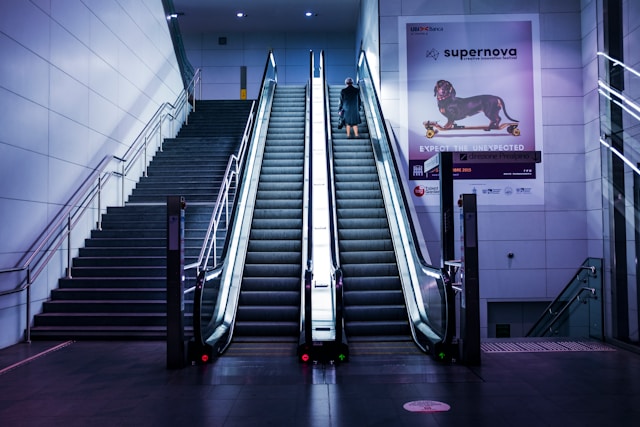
[328,85,411,341]
[30,100,253,340]
[231,85,306,344]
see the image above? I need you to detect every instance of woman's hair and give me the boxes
[345,77,353,85]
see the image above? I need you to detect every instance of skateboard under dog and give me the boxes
[423,120,521,138]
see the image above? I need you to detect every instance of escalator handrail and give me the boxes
[356,53,432,267]
[302,50,314,347]
[192,51,278,356]
[321,50,345,347]
[356,50,451,350]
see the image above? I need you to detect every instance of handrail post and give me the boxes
[97,175,102,231]
[234,159,240,190]
[224,189,229,231]
[158,114,164,152]
[213,232,217,268]
[25,270,31,343]
[121,162,126,207]
[66,214,72,279]
[170,113,174,144]
[143,135,148,177]
[186,102,189,126]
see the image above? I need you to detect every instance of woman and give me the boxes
[338,77,361,138]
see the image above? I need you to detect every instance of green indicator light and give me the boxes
[338,353,346,361]
[438,352,446,360]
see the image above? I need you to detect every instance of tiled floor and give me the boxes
[0,339,639,426]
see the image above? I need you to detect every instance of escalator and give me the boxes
[328,86,412,344]
[190,51,450,364]
[232,85,306,347]
[325,52,453,359]
[188,51,310,362]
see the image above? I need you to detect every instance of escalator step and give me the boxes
[344,290,405,305]
[338,239,394,251]
[244,251,301,264]
[239,290,300,305]
[340,251,397,264]
[343,321,410,337]
[236,305,299,321]
[233,322,299,337]
[342,276,402,291]
[249,229,301,240]
[242,264,301,277]
[240,277,300,291]
[341,263,400,277]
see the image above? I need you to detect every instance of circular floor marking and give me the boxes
[403,400,451,413]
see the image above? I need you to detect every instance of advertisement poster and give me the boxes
[399,15,543,205]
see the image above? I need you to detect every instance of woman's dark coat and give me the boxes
[339,84,361,126]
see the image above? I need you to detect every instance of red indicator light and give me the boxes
[301,353,310,362]
[201,354,209,363]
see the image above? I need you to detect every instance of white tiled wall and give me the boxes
[0,0,183,348]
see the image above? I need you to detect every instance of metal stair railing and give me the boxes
[526,258,603,338]
[185,52,276,277]
[0,69,202,342]
[184,99,257,278]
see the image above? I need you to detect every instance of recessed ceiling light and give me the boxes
[237,12,247,18]
[166,12,184,20]
[305,11,313,17]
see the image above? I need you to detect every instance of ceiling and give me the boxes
[171,0,361,34]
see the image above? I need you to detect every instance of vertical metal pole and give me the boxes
[192,79,196,113]
[170,113,174,141]
[459,194,480,365]
[25,269,32,343]
[439,152,456,356]
[159,115,163,152]
[121,163,126,207]
[67,214,72,279]
[186,97,189,126]
[97,176,102,231]
[440,152,455,266]
[225,189,229,230]
[143,135,148,178]
[167,195,186,369]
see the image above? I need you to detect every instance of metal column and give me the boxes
[459,194,480,365]
[167,196,186,369]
